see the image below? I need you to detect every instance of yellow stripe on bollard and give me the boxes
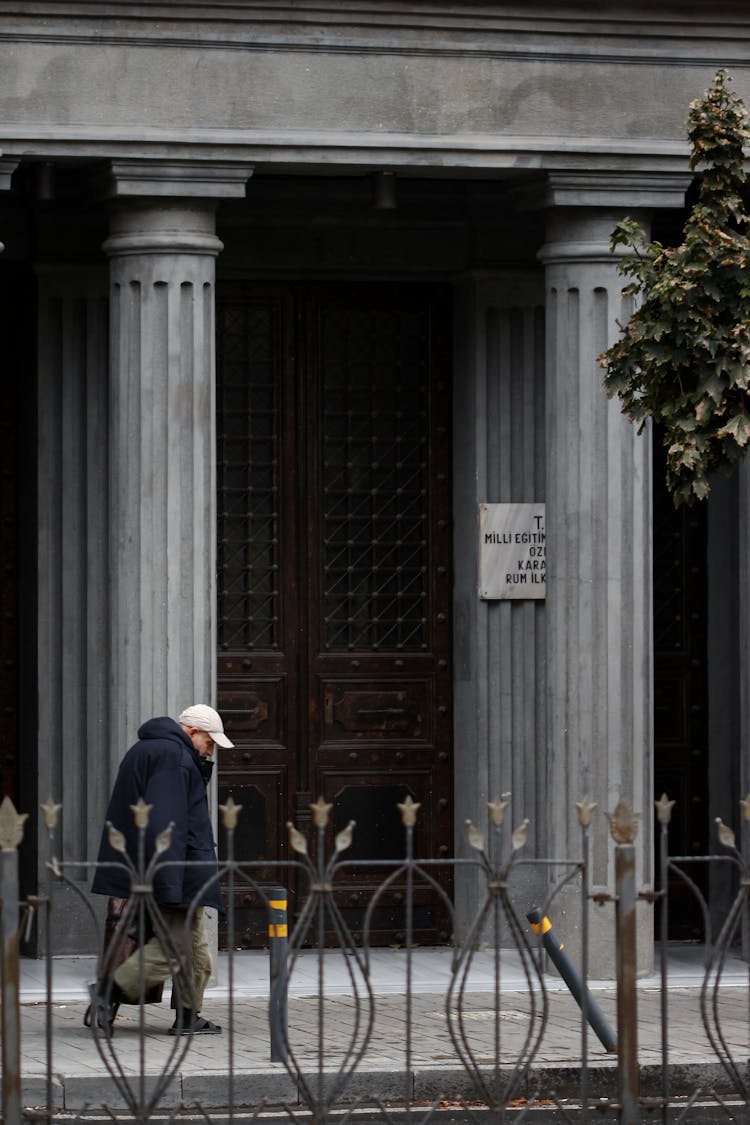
[529,915,553,935]
[269,900,287,911]
[268,923,288,938]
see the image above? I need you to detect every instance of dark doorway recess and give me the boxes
[652,426,709,939]
[215,282,453,948]
[0,266,37,941]
[0,277,20,807]
[0,269,36,810]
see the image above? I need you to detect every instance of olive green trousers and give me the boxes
[113,905,212,1013]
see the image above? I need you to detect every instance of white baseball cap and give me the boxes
[178,704,234,749]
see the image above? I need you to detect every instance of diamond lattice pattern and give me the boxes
[321,306,429,651]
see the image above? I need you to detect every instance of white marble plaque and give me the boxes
[479,503,546,600]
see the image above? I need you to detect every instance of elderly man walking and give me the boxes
[88,704,233,1036]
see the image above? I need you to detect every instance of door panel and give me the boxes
[216,282,453,947]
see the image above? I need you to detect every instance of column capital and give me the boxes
[538,235,634,267]
[518,171,691,213]
[102,200,224,258]
[538,207,650,267]
[96,158,253,201]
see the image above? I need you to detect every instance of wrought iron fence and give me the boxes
[0,791,749,1125]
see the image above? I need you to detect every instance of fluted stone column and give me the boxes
[538,179,686,974]
[541,205,652,863]
[103,197,226,756]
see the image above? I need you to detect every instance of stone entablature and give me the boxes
[0,2,748,173]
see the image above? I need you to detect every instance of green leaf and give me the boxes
[719,412,750,446]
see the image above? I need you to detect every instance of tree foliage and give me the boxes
[599,70,750,506]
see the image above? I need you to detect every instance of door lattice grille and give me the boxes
[217,303,282,651]
[321,307,429,651]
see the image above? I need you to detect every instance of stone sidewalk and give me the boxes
[13,948,750,1113]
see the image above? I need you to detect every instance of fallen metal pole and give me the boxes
[527,907,617,1053]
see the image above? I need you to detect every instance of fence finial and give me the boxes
[130,798,153,828]
[715,817,736,850]
[286,821,308,855]
[154,823,174,855]
[335,820,356,853]
[398,795,420,826]
[220,796,243,829]
[40,797,62,830]
[487,796,509,826]
[106,822,127,853]
[465,819,484,852]
[607,795,639,844]
[576,796,597,827]
[311,797,333,829]
[655,793,675,825]
[0,796,27,852]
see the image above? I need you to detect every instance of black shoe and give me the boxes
[84,981,124,1036]
[168,1009,222,1036]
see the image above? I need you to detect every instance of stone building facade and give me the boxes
[1,1,747,964]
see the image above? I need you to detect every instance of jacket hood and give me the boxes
[137,716,210,783]
[137,715,194,747]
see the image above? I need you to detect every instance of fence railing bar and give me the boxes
[614,835,639,1125]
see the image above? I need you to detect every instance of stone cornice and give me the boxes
[0,130,696,176]
[2,30,749,68]
[3,2,750,48]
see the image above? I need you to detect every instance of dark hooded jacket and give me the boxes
[91,717,222,911]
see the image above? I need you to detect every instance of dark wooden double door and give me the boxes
[215,283,453,948]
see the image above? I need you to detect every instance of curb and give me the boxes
[21,1060,744,1113]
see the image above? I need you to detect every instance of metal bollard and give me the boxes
[527,907,617,1053]
[268,886,288,1063]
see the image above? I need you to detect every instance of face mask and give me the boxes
[198,756,214,785]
